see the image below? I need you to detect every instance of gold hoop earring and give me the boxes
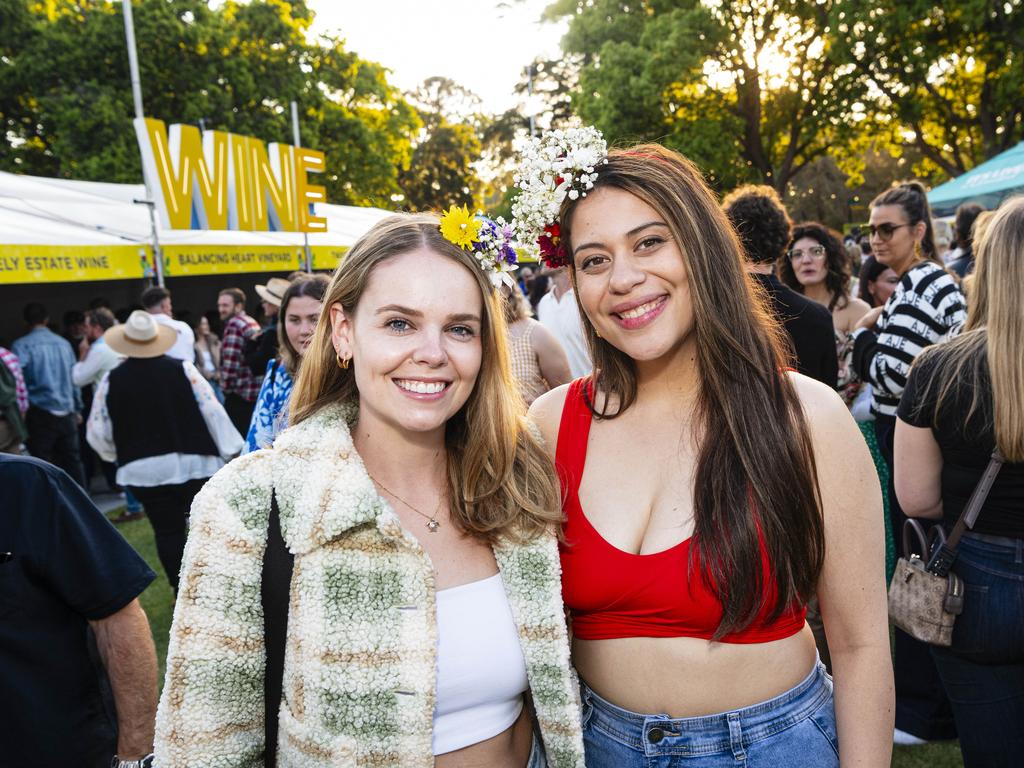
[336,352,350,370]
[914,240,923,260]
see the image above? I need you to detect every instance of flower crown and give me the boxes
[438,204,518,289]
[511,126,608,268]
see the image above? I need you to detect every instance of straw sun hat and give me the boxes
[104,310,177,358]
[255,277,291,307]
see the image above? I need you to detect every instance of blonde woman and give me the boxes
[895,197,1024,767]
[154,213,585,768]
[502,282,572,405]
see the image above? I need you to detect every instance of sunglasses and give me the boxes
[787,244,826,261]
[869,223,912,241]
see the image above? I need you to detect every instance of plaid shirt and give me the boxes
[219,313,261,402]
[0,346,29,414]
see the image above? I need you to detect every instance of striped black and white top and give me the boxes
[852,261,966,418]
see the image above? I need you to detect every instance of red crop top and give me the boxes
[557,378,807,643]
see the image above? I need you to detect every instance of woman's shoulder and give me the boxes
[528,381,575,456]
[786,370,848,422]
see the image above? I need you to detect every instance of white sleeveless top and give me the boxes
[432,573,529,755]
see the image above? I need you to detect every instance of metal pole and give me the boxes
[527,64,536,138]
[123,0,164,286]
[291,100,313,273]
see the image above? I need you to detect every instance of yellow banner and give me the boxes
[0,244,151,284]
[162,244,307,276]
[310,246,349,272]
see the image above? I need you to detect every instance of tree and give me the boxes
[398,77,484,212]
[0,0,420,208]
[833,0,1024,180]
[545,0,868,192]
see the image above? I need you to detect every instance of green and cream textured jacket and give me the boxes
[154,402,585,768]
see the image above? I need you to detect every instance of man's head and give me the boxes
[721,184,793,267]
[217,288,246,321]
[141,286,172,316]
[85,308,116,342]
[23,302,48,327]
[955,202,985,250]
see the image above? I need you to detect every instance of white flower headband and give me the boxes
[511,126,608,268]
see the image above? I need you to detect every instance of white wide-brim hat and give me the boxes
[104,310,177,358]
[255,277,291,307]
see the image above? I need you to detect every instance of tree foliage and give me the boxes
[0,0,420,208]
[833,0,1023,179]
[545,0,868,192]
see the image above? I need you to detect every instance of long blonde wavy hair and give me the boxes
[912,196,1024,462]
[289,212,562,542]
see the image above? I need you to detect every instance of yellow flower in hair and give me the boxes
[439,204,481,250]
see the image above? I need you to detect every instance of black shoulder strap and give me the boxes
[261,490,294,766]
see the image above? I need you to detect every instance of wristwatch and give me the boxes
[111,755,154,768]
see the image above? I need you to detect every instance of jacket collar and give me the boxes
[270,401,410,555]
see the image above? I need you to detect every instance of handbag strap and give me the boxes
[261,490,294,766]
[927,448,1004,576]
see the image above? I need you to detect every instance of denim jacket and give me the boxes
[12,328,81,415]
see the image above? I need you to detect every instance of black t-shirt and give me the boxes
[751,273,839,387]
[0,455,155,767]
[898,351,1024,538]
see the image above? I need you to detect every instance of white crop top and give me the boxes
[432,572,529,755]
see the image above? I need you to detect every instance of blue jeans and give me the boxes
[580,660,838,767]
[528,726,547,767]
[930,533,1024,768]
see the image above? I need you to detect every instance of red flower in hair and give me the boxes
[538,222,568,268]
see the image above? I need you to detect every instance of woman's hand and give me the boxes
[854,306,884,331]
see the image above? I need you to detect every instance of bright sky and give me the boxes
[308,1,567,115]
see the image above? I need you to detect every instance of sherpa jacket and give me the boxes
[154,402,586,768]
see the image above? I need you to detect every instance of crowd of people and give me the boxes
[0,128,1021,768]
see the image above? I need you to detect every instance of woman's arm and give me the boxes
[531,322,573,391]
[894,419,944,520]
[795,374,894,767]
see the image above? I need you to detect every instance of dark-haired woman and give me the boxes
[523,142,893,766]
[244,275,329,453]
[851,182,967,744]
[779,223,870,404]
[894,197,1024,767]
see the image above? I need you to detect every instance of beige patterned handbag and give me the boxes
[887,450,1003,647]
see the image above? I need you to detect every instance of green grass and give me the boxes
[109,509,966,766]
[109,510,174,690]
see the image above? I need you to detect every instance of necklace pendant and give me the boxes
[426,518,440,533]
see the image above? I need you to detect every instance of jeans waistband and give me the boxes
[963,531,1023,548]
[580,657,833,755]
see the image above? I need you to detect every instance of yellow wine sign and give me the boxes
[134,117,327,233]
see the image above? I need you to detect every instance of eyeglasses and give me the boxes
[787,244,826,261]
[869,223,912,241]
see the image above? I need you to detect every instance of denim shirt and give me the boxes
[12,327,82,415]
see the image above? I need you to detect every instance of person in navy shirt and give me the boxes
[0,454,158,767]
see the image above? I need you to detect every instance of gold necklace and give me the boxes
[368,474,443,533]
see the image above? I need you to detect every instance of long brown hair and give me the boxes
[912,197,1024,462]
[558,145,824,638]
[290,213,562,542]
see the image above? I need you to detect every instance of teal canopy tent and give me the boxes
[928,141,1024,217]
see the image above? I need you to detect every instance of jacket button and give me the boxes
[647,727,665,743]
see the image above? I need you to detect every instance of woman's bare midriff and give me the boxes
[573,624,818,718]
[433,703,534,768]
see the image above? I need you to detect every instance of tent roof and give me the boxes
[928,141,1024,216]
[0,170,392,248]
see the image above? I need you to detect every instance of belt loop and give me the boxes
[1016,537,1023,564]
[727,712,746,762]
